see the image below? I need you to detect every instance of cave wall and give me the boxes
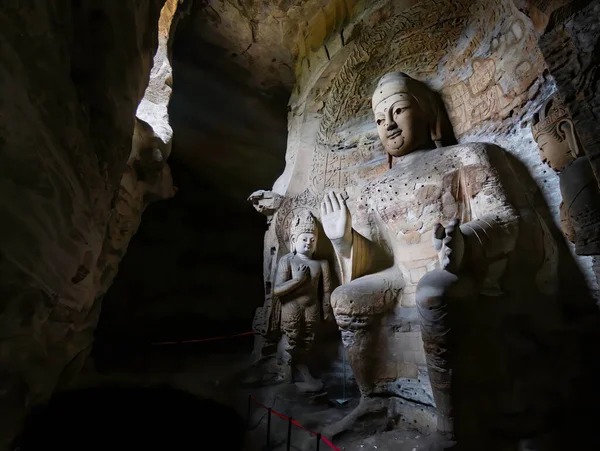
[0,0,165,446]
[95,2,289,347]
[96,0,396,346]
[248,0,600,429]
[94,0,180,310]
[259,0,598,313]
[536,0,600,230]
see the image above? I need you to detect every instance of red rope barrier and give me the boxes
[249,395,340,451]
[151,331,253,345]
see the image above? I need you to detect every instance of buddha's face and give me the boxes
[294,232,317,256]
[533,121,575,172]
[532,97,578,172]
[374,94,431,157]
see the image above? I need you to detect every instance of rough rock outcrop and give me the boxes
[93,2,291,349]
[0,1,167,446]
[187,0,365,93]
[94,0,180,305]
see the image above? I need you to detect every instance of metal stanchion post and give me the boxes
[246,394,252,430]
[286,417,293,451]
[334,346,350,405]
[266,407,272,450]
[316,433,321,451]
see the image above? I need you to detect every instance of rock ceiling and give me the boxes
[186,0,584,96]
[187,0,361,93]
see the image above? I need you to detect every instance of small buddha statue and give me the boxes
[532,95,600,255]
[274,210,333,392]
[321,72,563,445]
[531,96,579,172]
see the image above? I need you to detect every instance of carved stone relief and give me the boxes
[440,17,543,136]
[249,0,600,447]
[307,0,546,194]
[532,94,600,254]
[274,189,321,252]
[560,157,600,255]
[316,0,482,151]
[311,71,582,446]
[532,96,578,171]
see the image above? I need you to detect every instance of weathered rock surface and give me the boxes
[3,0,600,448]
[94,0,180,306]
[188,0,363,93]
[0,1,165,446]
[94,3,290,350]
[248,0,600,448]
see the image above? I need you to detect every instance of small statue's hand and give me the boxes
[321,191,351,241]
[433,218,465,274]
[295,264,310,282]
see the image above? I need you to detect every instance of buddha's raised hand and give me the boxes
[321,190,351,242]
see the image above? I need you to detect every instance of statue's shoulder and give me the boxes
[440,142,504,166]
[279,252,295,265]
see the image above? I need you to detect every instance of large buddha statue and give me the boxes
[321,72,568,446]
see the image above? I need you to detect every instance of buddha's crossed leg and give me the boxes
[331,266,403,396]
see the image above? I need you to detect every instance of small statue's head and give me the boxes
[290,210,318,257]
[532,96,579,172]
[372,72,443,158]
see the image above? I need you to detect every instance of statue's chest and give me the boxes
[290,257,321,285]
[363,159,466,236]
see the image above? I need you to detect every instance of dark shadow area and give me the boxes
[93,7,289,371]
[93,155,261,371]
[13,385,244,451]
[449,147,600,450]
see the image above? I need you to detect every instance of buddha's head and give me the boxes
[290,210,318,257]
[372,72,443,157]
[532,96,579,172]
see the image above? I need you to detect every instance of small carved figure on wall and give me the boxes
[532,96,579,172]
[274,210,333,392]
[532,95,600,254]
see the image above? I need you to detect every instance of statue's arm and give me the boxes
[461,157,519,268]
[320,260,333,320]
[321,191,380,283]
[273,255,305,297]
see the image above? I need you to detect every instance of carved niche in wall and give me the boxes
[308,0,545,194]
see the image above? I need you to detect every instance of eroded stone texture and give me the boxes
[249,0,600,448]
[188,0,362,93]
[537,1,600,260]
[560,156,600,254]
[537,0,600,184]
[92,3,290,351]
[0,1,165,446]
[94,0,181,304]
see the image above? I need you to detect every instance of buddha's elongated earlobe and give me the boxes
[559,119,581,159]
[431,111,443,148]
